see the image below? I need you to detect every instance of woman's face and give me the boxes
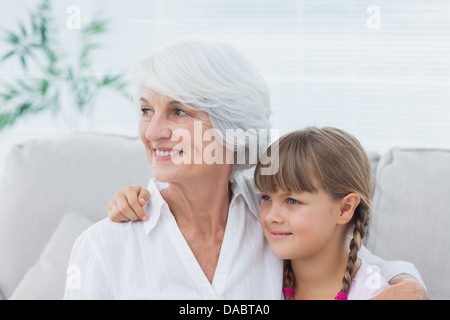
[139,89,226,183]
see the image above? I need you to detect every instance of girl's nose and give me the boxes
[265,205,285,225]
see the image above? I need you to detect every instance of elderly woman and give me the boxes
[64,38,425,299]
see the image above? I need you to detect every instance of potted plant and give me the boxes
[0,0,127,131]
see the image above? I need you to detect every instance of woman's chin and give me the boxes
[152,171,177,183]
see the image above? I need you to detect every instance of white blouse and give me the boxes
[64,174,423,300]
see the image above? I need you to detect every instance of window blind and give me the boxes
[1,0,449,168]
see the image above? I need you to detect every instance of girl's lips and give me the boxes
[269,231,292,240]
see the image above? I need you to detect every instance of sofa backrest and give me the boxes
[0,133,151,299]
[1,134,448,299]
[366,148,450,300]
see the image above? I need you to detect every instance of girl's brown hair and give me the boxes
[254,126,372,298]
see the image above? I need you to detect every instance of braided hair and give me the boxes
[340,199,370,295]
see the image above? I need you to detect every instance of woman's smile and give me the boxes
[154,147,183,161]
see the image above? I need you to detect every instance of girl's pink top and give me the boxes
[347,258,389,300]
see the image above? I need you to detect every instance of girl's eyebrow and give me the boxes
[281,192,294,197]
[281,191,305,197]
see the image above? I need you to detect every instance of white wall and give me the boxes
[1,0,450,176]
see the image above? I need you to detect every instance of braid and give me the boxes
[283,260,295,300]
[340,206,369,295]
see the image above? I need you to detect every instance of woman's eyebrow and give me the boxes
[140,97,150,105]
[140,98,181,106]
[168,100,182,106]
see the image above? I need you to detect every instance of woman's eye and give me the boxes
[261,195,271,201]
[141,108,153,118]
[287,198,300,205]
[175,109,187,116]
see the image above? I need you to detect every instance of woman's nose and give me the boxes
[145,114,172,141]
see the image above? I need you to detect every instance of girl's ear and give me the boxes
[337,193,361,225]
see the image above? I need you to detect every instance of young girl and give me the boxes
[254,126,388,300]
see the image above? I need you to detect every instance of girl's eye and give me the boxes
[287,198,300,205]
[175,109,187,116]
[261,195,271,201]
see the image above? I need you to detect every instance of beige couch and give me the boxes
[0,133,448,299]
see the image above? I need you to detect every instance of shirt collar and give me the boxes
[143,174,261,235]
[143,179,170,235]
[230,173,261,219]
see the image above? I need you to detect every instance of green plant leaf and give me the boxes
[38,79,49,95]
[0,88,20,101]
[100,74,121,86]
[20,55,27,69]
[19,23,27,37]
[67,67,74,81]
[49,91,60,114]
[79,42,101,66]
[83,19,109,35]
[5,30,20,44]
[1,50,15,61]
[39,21,47,44]
[17,102,32,115]
[0,0,125,132]
[0,112,17,130]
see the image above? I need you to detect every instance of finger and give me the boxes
[107,199,120,222]
[111,187,138,221]
[136,187,150,221]
[138,187,151,206]
[108,206,129,222]
[116,198,140,221]
[124,187,148,222]
[113,212,131,222]
[108,201,130,222]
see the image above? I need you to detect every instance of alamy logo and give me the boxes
[160,121,279,175]
[66,5,81,30]
[366,264,382,290]
[66,265,81,290]
[367,5,381,30]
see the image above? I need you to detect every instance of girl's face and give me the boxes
[259,187,343,261]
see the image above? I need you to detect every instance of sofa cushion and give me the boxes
[9,211,94,300]
[366,148,450,300]
[0,133,151,299]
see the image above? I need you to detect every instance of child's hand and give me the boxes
[107,186,150,222]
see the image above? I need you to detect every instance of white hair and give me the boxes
[129,37,272,175]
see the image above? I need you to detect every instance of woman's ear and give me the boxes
[337,193,361,225]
